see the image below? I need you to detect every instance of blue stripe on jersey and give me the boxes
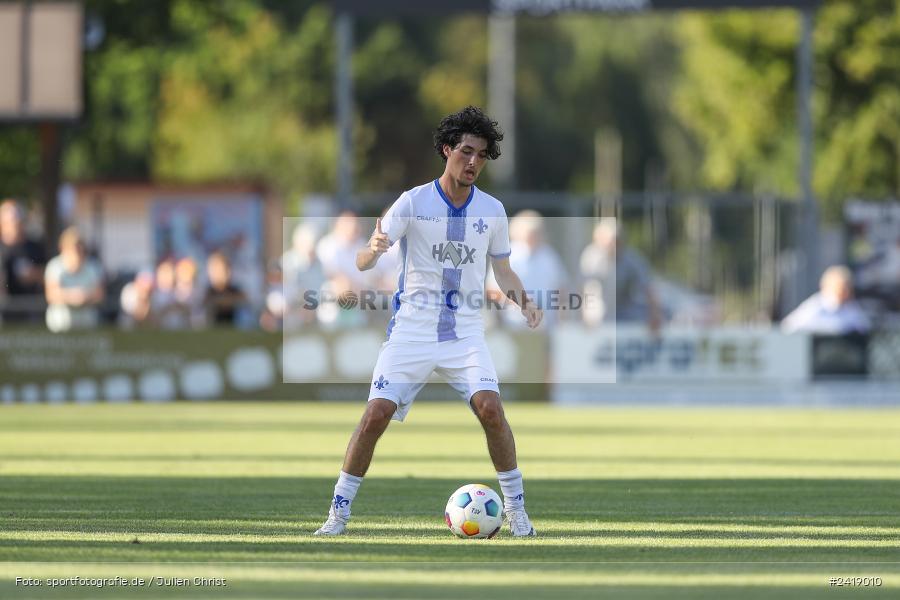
[386,235,407,339]
[437,197,467,342]
[437,267,462,342]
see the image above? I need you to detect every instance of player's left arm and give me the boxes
[491,256,543,329]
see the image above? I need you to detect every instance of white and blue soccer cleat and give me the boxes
[314,506,350,536]
[506,508,536,537]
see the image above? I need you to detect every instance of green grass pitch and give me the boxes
[1,401,898,599]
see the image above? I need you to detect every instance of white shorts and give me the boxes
[367,336,501,421]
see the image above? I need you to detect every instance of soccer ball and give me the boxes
[444,484,504,539]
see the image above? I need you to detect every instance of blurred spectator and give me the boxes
[151,260,182,329]
[205,251,247,326]
[227,231,263,306]
[781,265,871,334]
[119,269,154,329]
[282,222,326,327]
[580,218,662,332]
[259,260,285,332]
[501,210,568,327]
[150,258,203,329]
[0,199,47,322]
[44,227,105,332]
[316,211,368,291]
[856,235,900,311]
[174,257,205,328]
[314,212,370,329]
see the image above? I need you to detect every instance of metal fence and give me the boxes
[352,191,809,324]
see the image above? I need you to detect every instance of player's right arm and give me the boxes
[357,218,389,271]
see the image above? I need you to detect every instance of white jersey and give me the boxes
[378,180,511,343]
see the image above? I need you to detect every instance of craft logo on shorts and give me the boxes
[432,242,476,268]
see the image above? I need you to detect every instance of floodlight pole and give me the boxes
[488,11,516,189]
[797,7,818,296]
[39,122,61,253]
[335,11,354,208]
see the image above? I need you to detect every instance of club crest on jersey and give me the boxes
[473,218,488,234]
[373,375,389,390]
[432,242,476,268]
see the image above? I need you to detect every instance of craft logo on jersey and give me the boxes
[432,242,476,268]
[373,374,389,390]
[473,218,488,234]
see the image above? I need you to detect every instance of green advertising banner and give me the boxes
[0,329,548,403]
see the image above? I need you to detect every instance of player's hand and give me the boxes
[522,300,543,329]
[369,218,390,256]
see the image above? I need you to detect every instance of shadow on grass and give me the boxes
[3,454,899,470]
[4,421,899,439]
[1,476,899,565]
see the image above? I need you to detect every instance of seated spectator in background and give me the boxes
[150,259,203,329]
[0,199,47,322]
[44,227,105,332]
[259,260,285,332]
[505,210,567,326]
[281,223,326,327]
[205,251,246,326]
[580,218,662,333]
[150,260,181,329]
[119,269,154,329]
[316,211,368,291]
[174,257,205,328]
[856,235,900,311]
[175,258,206,329]
[315,212,372,329]
[781,265,871,334]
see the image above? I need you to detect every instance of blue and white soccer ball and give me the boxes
[444,484,504,539]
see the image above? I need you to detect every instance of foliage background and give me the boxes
[0,0,897,219]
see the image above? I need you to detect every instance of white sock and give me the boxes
[497,467,525,510]
[331,471,362,514]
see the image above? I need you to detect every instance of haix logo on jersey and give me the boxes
[432,242,476,268]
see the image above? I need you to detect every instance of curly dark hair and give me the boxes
[433,106,503,161]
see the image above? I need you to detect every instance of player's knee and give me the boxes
[471,392,505,429]
[362,399,395,432]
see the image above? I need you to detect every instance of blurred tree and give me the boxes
[814,0,900,207]
[352,20,429,192]
[63,0,178,180]
[62,0,339,208]
[153,1,337,200]
[675,1,900,217]
[351,15,490,193]
[11,0,892,219]
[515,14,695,194]
[0,128,40,201]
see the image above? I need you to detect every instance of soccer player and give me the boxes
[314,106,542,537]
